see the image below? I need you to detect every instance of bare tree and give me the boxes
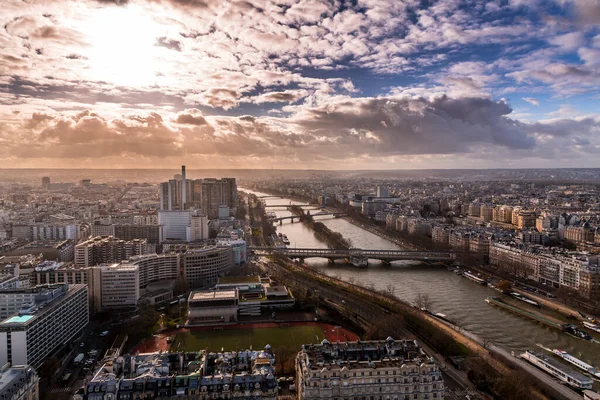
[414,293,433,311]
[385,283,396,297]
[482,335,493,350]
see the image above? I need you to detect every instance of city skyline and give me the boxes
[1,0,599,169]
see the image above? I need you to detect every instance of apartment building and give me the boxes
[75,236,148,267]
[297,338,444,400]
[0,364,39,400]
[88,263,140,313]
[75,349,276,400]
[0,283,89,368]
[183,246,234,289]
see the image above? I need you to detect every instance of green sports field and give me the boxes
[170,325,325,352]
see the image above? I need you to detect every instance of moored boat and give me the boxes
[462,271,487,285]
[553,349,600,378]
[584,321,600,333]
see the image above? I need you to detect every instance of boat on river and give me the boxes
[462,271,487,285]
[553,349,600,378]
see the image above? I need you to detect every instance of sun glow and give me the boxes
[80,5,170,87]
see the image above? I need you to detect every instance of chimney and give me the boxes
[181,165,186,210]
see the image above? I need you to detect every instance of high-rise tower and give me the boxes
[181,165,187,210]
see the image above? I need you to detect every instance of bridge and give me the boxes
[263,203,311,208]
[258,195,284,199]
[249,246,456,266]
[269,211,347,223]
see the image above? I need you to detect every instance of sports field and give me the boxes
[170,325,325,351]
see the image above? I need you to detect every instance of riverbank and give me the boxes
[263,256,560,400]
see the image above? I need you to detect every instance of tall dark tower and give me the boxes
[181,165,187,210]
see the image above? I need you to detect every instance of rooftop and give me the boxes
[0,365,36,395]
[299,338,430,369]
[0,283,87,328]
[218,275,260,284]
[4,315,34,324]
[190,290,237,302]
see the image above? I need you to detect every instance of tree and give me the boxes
[173,274,189,296]
[365,314,405,339]
[414,293,433,311]
[498,280,512,292]
[384,283,396,297]
[274,345,297,375]
[38,356,61,381]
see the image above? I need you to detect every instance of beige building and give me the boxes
[565,224,595,244]
[493,205,513,224]
[296,338,444,400]
[517,210,537,229]
[431,226,450,246]
[479,205,494,222]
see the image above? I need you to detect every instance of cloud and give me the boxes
[248,90,309,104]
[522,97,540,106]
[547,32,585,51]
[155,36,183,52]
[1,94,599,168]
[187,88,243,110]
[175,109,207,125]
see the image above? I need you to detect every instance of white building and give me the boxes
[297,338,444,400]
[90,222,115,237]
[187,289,238,325]
[217,240,247,264]
[125,253,180,288]
[183,246,234,289]
[0,364,39,400]
[31,223,78,241]
[377,186,389,197]
[0,283,89,368]
[158,210,192,241]
[186,214,209,241]
[88,264,140,313]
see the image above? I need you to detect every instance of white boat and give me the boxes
[553,349,600,378]
[462,271,487,285]
[521,350,593,389]
[584,321,600,333]
[511,292,540,307]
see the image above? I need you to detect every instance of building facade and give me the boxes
[297,338,444,400]
[88,264,140,313]
[0,283,89,368]
[183,246,234,289]
[75,236,148,267]
[0,364,39,400]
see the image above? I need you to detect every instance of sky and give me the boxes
[1,0,599,170]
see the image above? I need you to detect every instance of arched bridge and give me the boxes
[263,203,312,207]
[249,247,456,266]
[269,211,347,222]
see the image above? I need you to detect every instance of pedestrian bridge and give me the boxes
[249,247,456,264]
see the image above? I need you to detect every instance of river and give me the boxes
[243,189,600,369]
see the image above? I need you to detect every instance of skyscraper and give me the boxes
[181,165,187,210]
[41,177,50,189]
[158,173,237,218]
